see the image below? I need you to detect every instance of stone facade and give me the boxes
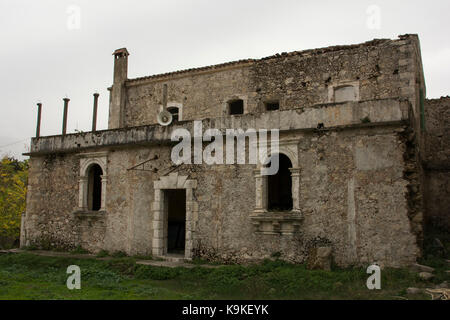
[423,97,450,230]
[22,34,439,267]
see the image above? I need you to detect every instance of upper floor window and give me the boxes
[265,101,280,111]
[167,106,179,122]
[78,152,108,213]
[87,164,103,211]
[267,153,293,211]
[228,99,244,115]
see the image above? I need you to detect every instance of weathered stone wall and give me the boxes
[123,35,422,128]
[22,35,426,267]
[23,124,419,267]
[188,127,418,267]
[423,97,450,230]
[23,154,81,250]
[125,65,253,126]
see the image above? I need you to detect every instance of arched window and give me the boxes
[267,153,293,211]
[78,153,108,213]
[87,164,103,211]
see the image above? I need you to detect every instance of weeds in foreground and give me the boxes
[0,252,442,300]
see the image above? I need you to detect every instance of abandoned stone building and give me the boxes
[21,34,449,267]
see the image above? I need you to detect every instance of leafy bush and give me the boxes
[0,157,28,248]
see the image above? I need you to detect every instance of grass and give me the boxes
[96,250,110,258]
[70,246,90,255]
[0,252,446,300]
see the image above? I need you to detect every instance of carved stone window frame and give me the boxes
[152,172,198,259]
[78,152,108,212]
[251,139,303,235]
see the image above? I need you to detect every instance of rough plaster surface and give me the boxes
[24,127,420,267]
[424,97,450,230]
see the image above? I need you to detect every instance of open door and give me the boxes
[165,189,186,255]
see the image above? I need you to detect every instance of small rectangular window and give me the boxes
[167,107,179,122]
[228,99,244,115]
[265,101,279,111]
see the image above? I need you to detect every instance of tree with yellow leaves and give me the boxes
[0,157,28,248]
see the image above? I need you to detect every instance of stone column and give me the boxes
[184,183,198,259]
[78,176,88,210]
[152,189,165,256]
[20,212,26,248]
[253,169,267,213]
[289,167,301,213]
[100,175,107,211]
[185,202,193,259]
[188,201,199,259]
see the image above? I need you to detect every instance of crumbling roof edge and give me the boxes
[126,35,416,84]
[425,95,450,102]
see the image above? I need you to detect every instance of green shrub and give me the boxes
[70,245,89,254]
[111,251,127,258]
[134,265,180,280]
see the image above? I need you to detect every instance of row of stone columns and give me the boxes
[35,93,100,138]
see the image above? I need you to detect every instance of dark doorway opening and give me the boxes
[166,189,186,254]
[88,164,102,211]
[268,153,293,211]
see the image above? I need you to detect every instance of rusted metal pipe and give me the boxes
[36,103,42,138]
[162,83,168,108]
[62,98,70,135]
[92,93,99,132]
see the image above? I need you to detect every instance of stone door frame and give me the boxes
[152,172,198,259]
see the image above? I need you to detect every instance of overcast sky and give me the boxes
[0,0,449,159]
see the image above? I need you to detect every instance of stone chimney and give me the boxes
[108,48,129,129]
